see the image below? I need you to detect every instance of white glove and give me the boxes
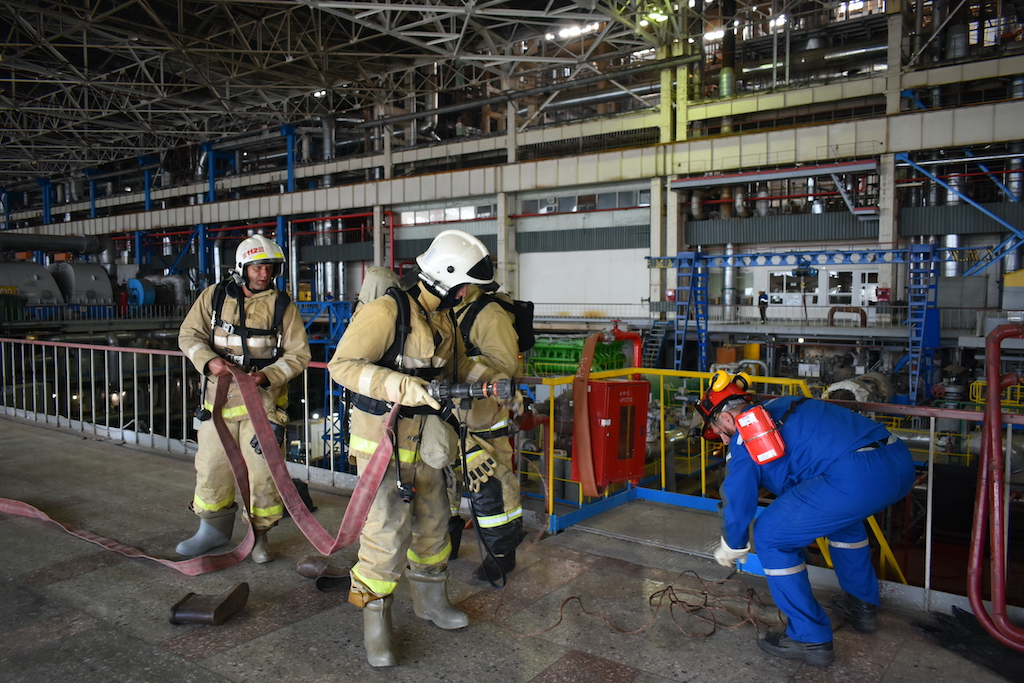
[714,536,750,568]
[382,373,441,410]
[465,449,499,492]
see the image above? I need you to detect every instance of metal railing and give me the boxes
[0,337,357,489]
[533,302,984,334]
[3,336,1021,610]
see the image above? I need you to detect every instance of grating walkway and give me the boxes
[0,414,1010,683]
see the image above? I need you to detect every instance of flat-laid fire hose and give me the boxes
[0,364,397,575]
[573,331,607,499]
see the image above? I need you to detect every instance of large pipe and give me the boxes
[720,0,737,98]
[691,190,707,220]
[968,325,1024,651]
[358,54,701,129]
[734,186,750,218]
[0,234,117,276]
[723,243,737,322]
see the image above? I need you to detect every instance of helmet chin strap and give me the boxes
[436,286,464,311]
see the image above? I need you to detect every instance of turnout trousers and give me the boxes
[193,418,284,531]
[350,455,452,598]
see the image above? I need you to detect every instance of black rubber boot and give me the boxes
[472,551,515,582]
[758,631,834,667]
[829,592,879,633]
[447,516,465,559]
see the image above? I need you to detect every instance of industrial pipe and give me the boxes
[968,323,1024,652]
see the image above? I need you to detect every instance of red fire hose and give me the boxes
[0,366,397,575]
[967,323,1024,651]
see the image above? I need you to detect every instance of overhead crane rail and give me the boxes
[648,246,974,270]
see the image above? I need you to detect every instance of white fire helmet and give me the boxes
[233,235,285,289]
[415,229,494,297]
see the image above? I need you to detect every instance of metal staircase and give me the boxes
[907,243,939,403]
[674,251,709,372]
[641,321,670,368]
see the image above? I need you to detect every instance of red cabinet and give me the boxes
[572,379,650,488]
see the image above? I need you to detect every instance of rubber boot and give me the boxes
[250,529,273,564]
[176,503,236,556]
[362,595,397,667]
[407,570,469,630]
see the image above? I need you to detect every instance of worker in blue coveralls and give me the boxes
[696,371,915,667]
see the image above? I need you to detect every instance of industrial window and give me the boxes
[521,199,539,215]
[828,271,854,305]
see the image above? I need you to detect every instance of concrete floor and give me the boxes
[0,415,1011,683]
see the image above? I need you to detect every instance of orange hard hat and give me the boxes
[695,371,752,441]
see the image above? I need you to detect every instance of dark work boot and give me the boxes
[829,592,879,634]
[447,516,466,559]
[472,551,515,582]
[758,631,834,667]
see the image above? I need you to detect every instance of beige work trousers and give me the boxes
[193,418,284,530]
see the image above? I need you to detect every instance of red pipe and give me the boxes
[967,323,1024,652]
[610,321,643,379]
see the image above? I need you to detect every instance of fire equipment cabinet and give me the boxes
[572,379,650,488]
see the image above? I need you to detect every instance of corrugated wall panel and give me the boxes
[517,225,650,252]
[900,203,1024,236]
[686,213,878,245]
[393,234,498,261]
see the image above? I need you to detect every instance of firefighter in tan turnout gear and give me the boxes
[177,234,311,564]
[454,284,525,582]
[327,230,494,667]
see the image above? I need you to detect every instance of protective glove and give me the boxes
[465,448,499,492]
[503,389,525,418]
[714,536,750,568]
[382,372,441,410]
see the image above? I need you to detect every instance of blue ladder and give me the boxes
[907,244,938,403]
[674,252,709,372]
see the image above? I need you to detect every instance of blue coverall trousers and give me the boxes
[752,440,915,643]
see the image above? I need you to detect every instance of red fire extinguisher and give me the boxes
[736,405,786,465]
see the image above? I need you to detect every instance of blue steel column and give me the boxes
[138,156,159,211]
[281,125,296,193]
[197,224,208,283]
[37,179,52,225]
[203,142,216,203]
[276,215,287,291]
[135,230,145,267]
[1,188,8,231]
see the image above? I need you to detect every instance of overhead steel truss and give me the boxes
[1,0,905,189]
[0,0,689,185]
